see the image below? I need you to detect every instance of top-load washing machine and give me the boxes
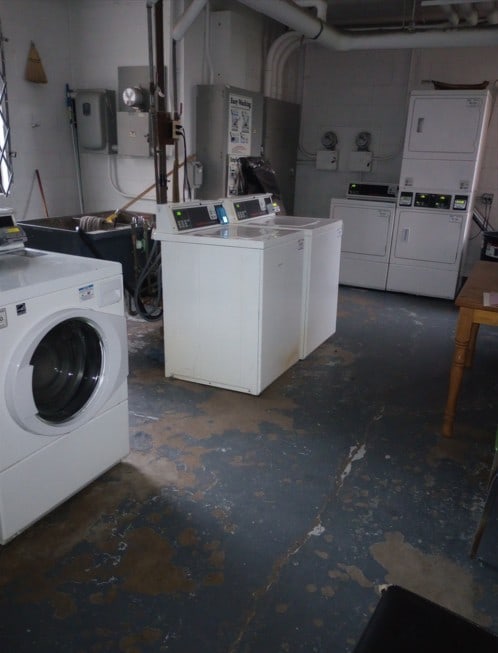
[153,200,305,394]
[222,194,343,359]
[0,248,130,544]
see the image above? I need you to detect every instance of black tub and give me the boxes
[20,211,154,292]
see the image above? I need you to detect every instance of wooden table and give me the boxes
[442,261,498,437]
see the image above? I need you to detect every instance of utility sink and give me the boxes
[20,211,154,292]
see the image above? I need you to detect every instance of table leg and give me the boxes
[465,322,480,367]
[442,308,475,438]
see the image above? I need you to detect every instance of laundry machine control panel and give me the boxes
[223,193,275,222]
[154,200,228,234]
[0,209,26,255]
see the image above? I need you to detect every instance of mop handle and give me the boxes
[35,169,49,218]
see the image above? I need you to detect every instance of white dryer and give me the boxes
[154,210,304,395]
[222,194,343,359]
[0,249,129,544]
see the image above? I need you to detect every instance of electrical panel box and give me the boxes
[116,65,166,157]
[75,89,117,154]
[117,112,151,158]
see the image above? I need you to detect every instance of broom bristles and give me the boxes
[25,41,47,84]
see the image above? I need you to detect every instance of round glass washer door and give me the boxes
[31,318,103,423]
[6,308,127,436]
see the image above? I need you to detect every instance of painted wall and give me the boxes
[294,46,413,218]
[0,0,75,219]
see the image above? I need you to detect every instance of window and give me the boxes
[0,19,13,196]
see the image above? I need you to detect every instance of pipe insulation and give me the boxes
[237,0,498,49]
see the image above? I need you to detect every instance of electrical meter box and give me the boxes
[75,89,117,153]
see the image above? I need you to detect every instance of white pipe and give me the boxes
[237,0,498,50]
[275,36,302,99]
[271,33,301,96]
[293,0,327,21]
[264,31,301,96]
[458,3,479,25]
[440,4,460,26]
[173,0,208,41]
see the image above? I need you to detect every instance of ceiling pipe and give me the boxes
[172,0,208,41]
[293,0,327,21]
[440,4,460,25]
[458,2,479,25]
[237,0,498,49]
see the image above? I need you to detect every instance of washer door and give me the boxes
[6,308,128,436]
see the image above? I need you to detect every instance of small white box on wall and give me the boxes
[348,151,372,172]
[316,150,338,171]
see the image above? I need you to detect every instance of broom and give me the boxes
[25,41,47,84]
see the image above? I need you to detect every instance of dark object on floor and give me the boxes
[353,585,498,653]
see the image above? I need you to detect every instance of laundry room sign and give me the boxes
[228,93,252,156]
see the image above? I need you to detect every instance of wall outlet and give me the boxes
[316,150,338,171]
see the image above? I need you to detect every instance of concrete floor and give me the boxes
[1,285,497,652]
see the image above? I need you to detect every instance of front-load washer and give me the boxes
[0,249,130,544]
[154,217,305,395]
[222,194,343,359]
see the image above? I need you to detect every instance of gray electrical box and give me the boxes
[196,85,263,198]
[75,89,117,154]
[117,65,167,158]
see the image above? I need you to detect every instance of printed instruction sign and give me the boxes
[228,93,252,156]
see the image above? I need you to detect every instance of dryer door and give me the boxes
[6,308,128,436]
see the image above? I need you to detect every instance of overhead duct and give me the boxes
[237,0,498,49]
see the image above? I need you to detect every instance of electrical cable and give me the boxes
[133,239,163,322]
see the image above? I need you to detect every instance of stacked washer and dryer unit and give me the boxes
[331,90,491,299]
[0,212,130,544]
[153,196,342,394]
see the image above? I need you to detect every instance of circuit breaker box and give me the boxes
[75,89,117,154]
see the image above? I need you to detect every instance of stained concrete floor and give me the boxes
[1,285,498,652]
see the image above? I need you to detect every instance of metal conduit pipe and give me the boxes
[237,0,498,50]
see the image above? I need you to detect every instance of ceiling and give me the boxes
[214,1,498,33]
[322,0,498,30]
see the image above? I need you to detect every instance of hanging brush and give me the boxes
[25,41,47,84]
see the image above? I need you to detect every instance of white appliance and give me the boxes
[0,249,129,544]
[329,186,397,290]
[387,89,491,298]
[154,203,304,394]
[223,194,343,359]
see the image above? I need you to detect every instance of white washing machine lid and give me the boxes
[247,215,339,231]
[158,223,305,248]
[0,249,122,303]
